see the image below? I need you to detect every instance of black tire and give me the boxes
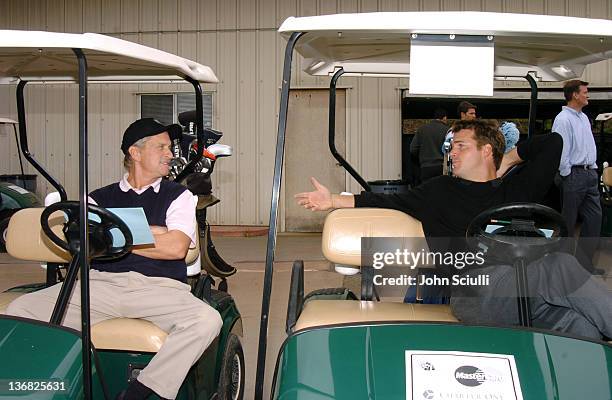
[0,209,19,253]
[217,333,244,400]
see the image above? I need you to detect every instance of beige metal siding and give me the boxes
[0,0,611,227]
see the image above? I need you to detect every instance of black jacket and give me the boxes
[410,119,448,168]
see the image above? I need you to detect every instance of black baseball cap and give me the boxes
[121,118,182,154]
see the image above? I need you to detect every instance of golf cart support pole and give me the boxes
[329,68,371,191]
[16,81,68,201]
[11,123,26,177]
[515,258,532,327]
[517,74,538,324]
[49,256,81,324]
[525,73,538,137]
[174,77,205,182]
[75,48,93,400]
[255,31,305,400]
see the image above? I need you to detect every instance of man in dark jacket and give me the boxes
[296,120,612,340]
[410,108,448,181]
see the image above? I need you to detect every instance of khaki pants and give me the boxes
[6,270,223,399]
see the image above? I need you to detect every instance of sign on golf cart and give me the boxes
[405,350,523,400]
[409,34,494,96]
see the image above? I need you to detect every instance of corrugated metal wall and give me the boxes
[1,0,611,227]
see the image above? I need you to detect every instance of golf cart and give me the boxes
[0,31,244,399]
[0,117,42,252]
[255,12,612,399]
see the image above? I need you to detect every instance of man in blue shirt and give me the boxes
[552,79,602,273]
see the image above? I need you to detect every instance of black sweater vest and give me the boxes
[90,180,188,282]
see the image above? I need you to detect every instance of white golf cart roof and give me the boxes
[0,117,18,124]
[279,12,612,83]
[0,30,218,83]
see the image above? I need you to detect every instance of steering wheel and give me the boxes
[466,203,568,263]
[40,201,133,261]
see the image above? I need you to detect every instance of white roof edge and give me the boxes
[279,12,612,36]
[0,76,195,84]
[0,117,18,124]
[0,30,218,83]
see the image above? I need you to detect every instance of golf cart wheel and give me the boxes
[0,209,18,253]
[217,333,244,400]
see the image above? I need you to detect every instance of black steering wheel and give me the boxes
[40,201,133,261]
[466,203,568,263]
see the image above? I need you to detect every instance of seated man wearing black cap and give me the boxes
[7,118,223,400]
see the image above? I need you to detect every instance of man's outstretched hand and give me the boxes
[295,177,333,211]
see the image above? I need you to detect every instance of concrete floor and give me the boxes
[210,233,342,399]
[1,233,611,399]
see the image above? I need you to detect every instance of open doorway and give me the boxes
[401,89,612,183]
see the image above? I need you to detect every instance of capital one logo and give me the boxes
[422,389,435,399]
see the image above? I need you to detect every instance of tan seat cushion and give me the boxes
[294,299,458,331]
[322,208,429,267]
[6,208,71,263]
[91,318,167,353]
[0,292,25,314]
[1,295,168,353]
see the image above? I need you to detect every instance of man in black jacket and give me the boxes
[296,119,612,340]
[410,108,448,182]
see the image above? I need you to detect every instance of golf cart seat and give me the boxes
[0,207,72,313]
[295,299,457,330]
[1,207,201,352]
[92,318,167,352]
[4,207,72,264]
[294,209,458,331]
[322,208,429,266]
